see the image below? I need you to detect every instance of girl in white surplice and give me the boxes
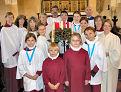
[16,33,45,92]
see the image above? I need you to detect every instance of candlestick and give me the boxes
[52,22,55,42]
[60,21,63,29]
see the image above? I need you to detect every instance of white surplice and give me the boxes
[1,24,20,68]
[82,36,107,85]
[99,32,121,92]
[36,36,49,58]
[16,47,45,91]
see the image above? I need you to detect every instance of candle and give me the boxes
[52,22,55,42]
[55,22,59,29]
[60,21,63,29]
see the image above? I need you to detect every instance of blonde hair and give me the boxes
[48,42,59,50]
[104,19,112,27]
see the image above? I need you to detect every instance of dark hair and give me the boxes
[73,11,81,17]
[84,26,96,34]
[25,33,37,42]
[80,17,88,23]
[60,11,68,16]
[14,15,27,28]
[5,12,14,18]
[51,5,58,10]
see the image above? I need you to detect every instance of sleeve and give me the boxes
[16,51,27,79]
[63,53,69,81]
[42,61,50,84]
[109,35,121,68]
[96,43,107,72]
[85,52,91,80]
[57,59,65,84]
[36,49,46,72]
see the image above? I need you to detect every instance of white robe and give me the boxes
[82,36,107,85]
[71,22,82,34]
[45,24,52,40]
[18,27,27,45]
[36,36,49,58]
[47,16,61,25]
[16,47,45,91]
[1,24,20,68]
[99,32,121,92]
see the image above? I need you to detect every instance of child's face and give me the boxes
[6,15,14,24]
[84,30,96,41]
[38,25,46,36]
[73,14,81,22]
[19,18,25,26]
[95,17,102,27]
[71,36,81,48]
[40,15,47,23]
[26,37,36,47]
[48,47,59,57]
[61,13,68,22]
[29,20,36,29]
[80,20,88,29]
[103,22,111,34]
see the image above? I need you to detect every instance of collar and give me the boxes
[87,16,94,20]
[85,36,98,44]
[48,53,59,60]
[24,45,36,51]
[4,22,12,27]
[70,45,82,51]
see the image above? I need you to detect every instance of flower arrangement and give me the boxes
[50,28,72,43]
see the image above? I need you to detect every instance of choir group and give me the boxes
[0,6,121,92]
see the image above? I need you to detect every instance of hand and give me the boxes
[85,80,89,85]
[24,73,33,79]
[32,74,39,80]
[54,83,60,90]
[106,52,109,57]
[48,82,55,90]
[65,81,69,86]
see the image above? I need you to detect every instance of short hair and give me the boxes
[37,21,45,28]
[60,11,68,16]
[51,5,58,10]
[94,15,103,22]
[104,19,112,27]
[25,33,37,42]
[48,42,59,50]
[40,13,47,18]
[84,26,96,34]
[73,11,81,17]
[5,12,14,18]
[80,17,88,23]
[71,32,82,41]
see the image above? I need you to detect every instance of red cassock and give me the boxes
[42,57,65,92]
[64,48,91,92]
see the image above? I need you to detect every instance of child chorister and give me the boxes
[36,23,49,58]
[42,43,65,92]
[16,33,45,92]
[82,27,107,92]
[1,12,20,92]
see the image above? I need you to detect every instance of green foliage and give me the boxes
[50,28,72,43]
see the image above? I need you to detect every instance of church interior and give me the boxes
[0,0,121,92]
